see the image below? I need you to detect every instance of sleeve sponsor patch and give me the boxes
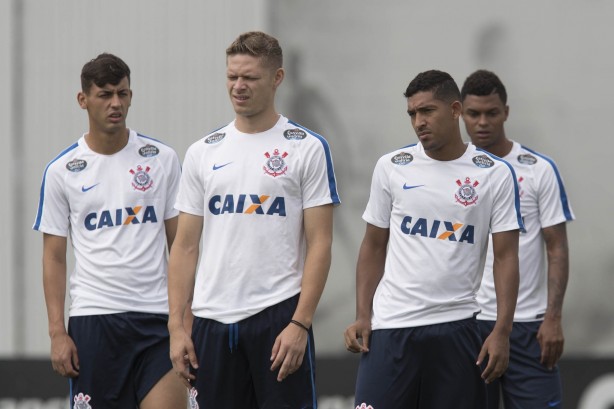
[472,155,494,168]
[204,133,226,144]
[391,152,413,165]
[283,129,307,140]
[66,159,87,172]
[139,144,160,157]
[517,154,537,165]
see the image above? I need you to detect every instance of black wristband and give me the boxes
[290,319,310,332]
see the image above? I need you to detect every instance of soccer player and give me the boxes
[167,31,340,408]
[344,70,522,409]
[461,69,575,409]
[33,53,187,408]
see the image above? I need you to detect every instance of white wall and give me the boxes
[1,0,613,358]
[1,0,268,356]
[0,0,15,356]
[270,0,614,355]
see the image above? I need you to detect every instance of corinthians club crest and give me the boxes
[263,149,288,177]
[455,176,479,206]
[130,165,154,191]
[73,393,92,409]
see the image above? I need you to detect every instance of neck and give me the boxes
[486,137,513,158]
[425,136,467,161]
[85,128,129,155]
[235,111,280,134]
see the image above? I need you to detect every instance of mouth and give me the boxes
[108,112,123,122]
[473,131,491,139]
[233,94,249,103]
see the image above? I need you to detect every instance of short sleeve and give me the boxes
[175,144,205,216]
[362,157,392,229]
[490,162,523,234]
[33,165,70,237]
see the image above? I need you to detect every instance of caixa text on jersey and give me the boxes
[84,205,158,231]
[400,216,475,244]
[208,194,286,216]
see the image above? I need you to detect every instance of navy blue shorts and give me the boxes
[477,320,562,409]
[354,318,486,409]
[190,294,317,409]
[67,312,173,408]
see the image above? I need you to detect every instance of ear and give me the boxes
[273,67,285,88]
[504,105,510,121]
[77,91,87,109]
[451,100,462,120]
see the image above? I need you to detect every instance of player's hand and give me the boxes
[477,330,510,384]
[270,324,308,382]
[344,318,371,353]
[50,332,79,378]
[537,317,564,370]
[169,327,198,388]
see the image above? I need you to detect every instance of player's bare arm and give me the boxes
[164,216,178,250]
[538,222,569,369]
[344,223,389,354]
[167,212,202,388]
[43,233,79,378]
[478,228,519,383]
[165,216,194,333]
[271,204,333,382]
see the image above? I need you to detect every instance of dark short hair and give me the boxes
[81,53,131,94]
[226,31,283,69]
[460,69,507,104]
[403,70,461,103]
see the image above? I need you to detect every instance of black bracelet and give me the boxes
[290,319,310,332]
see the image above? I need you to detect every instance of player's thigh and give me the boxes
[502,322,562,409]
[191,317,257,409]
[68,314,136,407]
[354,329,421,409]
[420,319,487,409]
[140,370,187,409]
[243,294,317,409]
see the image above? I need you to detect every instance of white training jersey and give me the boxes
[477,141,575,322]
[175,115,340,323]
[33,130,181,316]
[363,142,522,329]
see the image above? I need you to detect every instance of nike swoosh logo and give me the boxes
[403,183,424,190]
[212,162,232,171]
[81,183,99,192]
[548,401,561,407]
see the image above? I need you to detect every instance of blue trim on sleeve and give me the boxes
[33,142,79,231]
[288,121,341,205]
[477,148,525,232]
[136,132,170,147]
[521,145,574,221]
[400,143,418,150]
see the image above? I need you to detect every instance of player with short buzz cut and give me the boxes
[33,53,187,408]
[461,69,575,409]
[167,31,340,408]
[344,69,522,409]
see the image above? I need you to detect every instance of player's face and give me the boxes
[462,93,509,150]
[407,91,461,154]
[78,77,132,135]
[226,54,283,119]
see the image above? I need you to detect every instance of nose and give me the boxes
[477,114,488,126]
[110,92,122,107]
[414,112,427,128]
[233,77,246,90]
